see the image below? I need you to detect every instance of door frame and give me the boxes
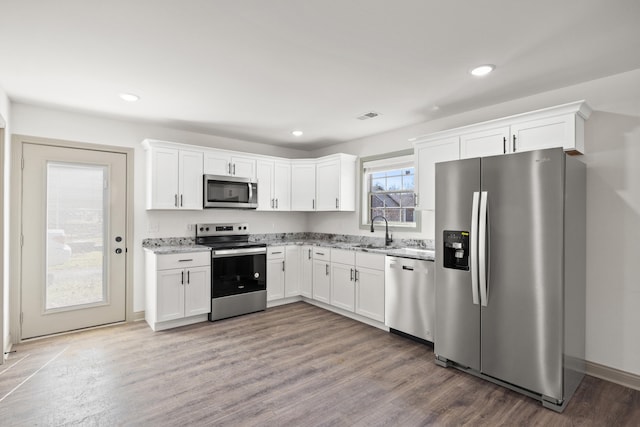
[10,134,135,342]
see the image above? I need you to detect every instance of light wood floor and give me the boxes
[1,302,638,426]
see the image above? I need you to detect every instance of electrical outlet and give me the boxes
[187,224,194,231]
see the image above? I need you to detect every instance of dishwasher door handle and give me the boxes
[402,265,414,271]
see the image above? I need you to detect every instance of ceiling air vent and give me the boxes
[356,111,380,120]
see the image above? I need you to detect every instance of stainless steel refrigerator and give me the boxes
[434,147,586,412]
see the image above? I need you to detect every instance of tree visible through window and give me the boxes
[368,167,415,225]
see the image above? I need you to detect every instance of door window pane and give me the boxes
[46,162,108,310]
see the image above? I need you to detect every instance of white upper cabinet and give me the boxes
[204,149,256,179]
[413,101,591,211]
[256,159,291,211]
[143,139,203,210]
[510,113,582,153]
[291,160,317,211]
[315,154,357,211]
[460,126,510,159]
[414,137,460,211]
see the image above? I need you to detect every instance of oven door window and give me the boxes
[212,254,266,297]
[207,180,251,204]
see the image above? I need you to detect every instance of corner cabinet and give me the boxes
[144,250,211,331]
[290,160,317,211]
[143,139,203,210]
[315,154,357,211]
[414,101,591,211]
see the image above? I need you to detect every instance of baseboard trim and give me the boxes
[586,360,640,391]
[130,311,145,322]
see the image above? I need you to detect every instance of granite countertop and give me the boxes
[142,234,435,261]
[261,239,435,261]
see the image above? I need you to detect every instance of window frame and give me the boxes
[359,149,420,232]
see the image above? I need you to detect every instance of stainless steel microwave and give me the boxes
[203,175,258,209]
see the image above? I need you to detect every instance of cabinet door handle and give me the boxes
[282,261,285,272]
[228,162,232,175]
[308,249,311,260]
[312,199,315,210]
[513,135,517,152]
[271,199,274,208]
[503,136,506,154]
[350,268,354,281]
[233,164,236,175]
[355,270,360,281]
[336,198,339,209]
[181,271,184,285]
[180,194,183,207]
[174,194,178,207]
[275,198,279,209]
[187,270,190,284]
[325,264,329,275]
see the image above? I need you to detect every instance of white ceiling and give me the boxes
[1,0,639,150]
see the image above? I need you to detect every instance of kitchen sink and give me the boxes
[350,243,387,250]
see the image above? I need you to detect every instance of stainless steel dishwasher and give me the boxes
[385,256,435,342]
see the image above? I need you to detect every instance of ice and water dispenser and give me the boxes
[443,230,469,270]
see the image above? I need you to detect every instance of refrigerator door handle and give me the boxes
[479,191,489,306]
[470,191,480,305]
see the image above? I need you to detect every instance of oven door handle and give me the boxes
[212,247,267,257]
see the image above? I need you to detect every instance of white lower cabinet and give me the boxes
[267,247,286,301]
[312,248,331,304]
[145,250,211,331]
[267,245,302,301]
[285,246,301,297]
[300,246,313,298]
[329,249,385,322]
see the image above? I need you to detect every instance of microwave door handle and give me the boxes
[248,182,253,202]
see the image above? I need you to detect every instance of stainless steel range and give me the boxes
[195,223,267,321]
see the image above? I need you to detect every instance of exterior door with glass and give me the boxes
[21,143,127,339]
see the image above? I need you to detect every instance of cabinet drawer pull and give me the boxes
[178,259,193,262]
[271,251,282,255]
[316,252,325,256]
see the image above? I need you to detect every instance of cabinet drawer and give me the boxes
[312,247,331,261]
[356,252,385,270]
[267,246,285,259]
[156,251,211,270]
[331,248,355,265]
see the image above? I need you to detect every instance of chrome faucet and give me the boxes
[370,215,392,246]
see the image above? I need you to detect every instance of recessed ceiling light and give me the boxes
[119,93,140,102]
[470,64,495,77]
[291,130,303,137]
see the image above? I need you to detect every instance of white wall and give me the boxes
[309,69,640,376]
[10,104,310,316]
[0,86,10,360]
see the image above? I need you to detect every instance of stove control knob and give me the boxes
[254,272,260,279]
[206,227,210,231]
[199,227,204,231]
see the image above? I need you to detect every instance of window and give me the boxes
[361,153,417,229]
